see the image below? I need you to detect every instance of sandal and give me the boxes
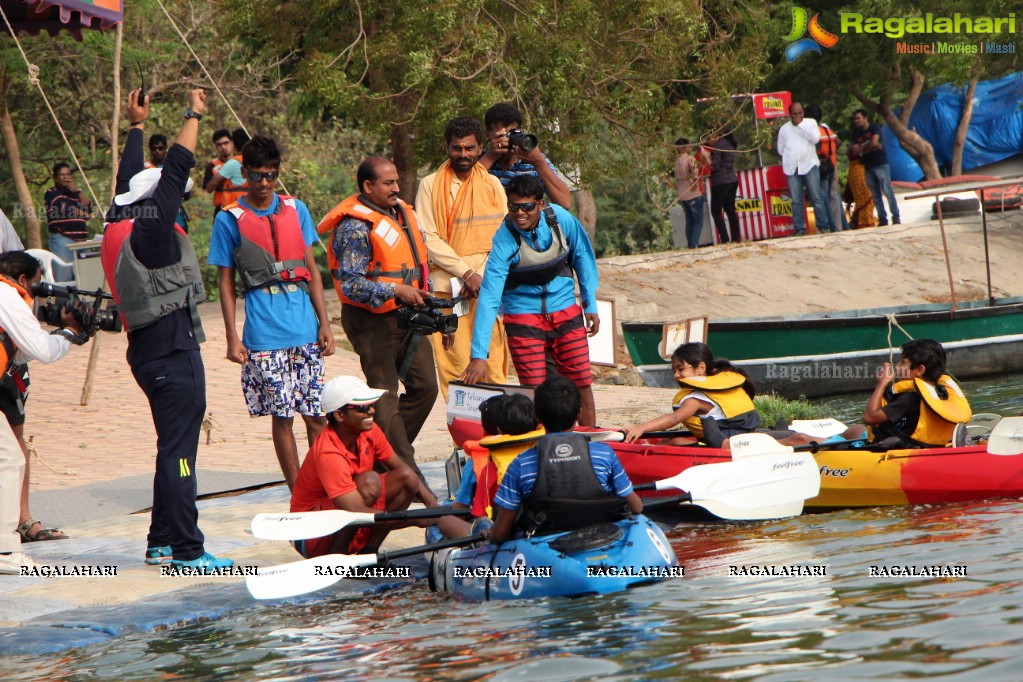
[17,518,70,542]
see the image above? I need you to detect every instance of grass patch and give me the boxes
[754,392,827,427]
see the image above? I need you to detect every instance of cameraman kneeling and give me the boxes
[0,250,84,574]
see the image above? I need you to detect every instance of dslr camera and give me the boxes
[507,129,538,153]
[32,281,122,341]
[397,296,465,336]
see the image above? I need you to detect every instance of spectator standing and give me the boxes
[317,157,437,481]
[805,104,849,232]
[202,129,247,217]
[416,116,509,399]
[668,138,709,249]
[851,109,900,226]
[44,162,92,281]
[708,132,740,243]
[480,102,572,209]
[208,135,335,490]
[777,102,832,236]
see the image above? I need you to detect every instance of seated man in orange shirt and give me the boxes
[290,375,439,558]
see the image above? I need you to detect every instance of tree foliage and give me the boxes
[225,0,772,200]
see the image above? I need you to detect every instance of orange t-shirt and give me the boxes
[290,424,393,511]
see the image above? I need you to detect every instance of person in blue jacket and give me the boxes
[460,175,601,425]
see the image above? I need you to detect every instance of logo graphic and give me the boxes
[784,7,839,62]
[554,443,574,457]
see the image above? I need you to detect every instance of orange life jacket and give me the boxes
[0,275,34,374]
[816,125,838,165]
[225,195,310,293]
[318,194,429,314]
[465,441,499,518]
[211,154,247,209]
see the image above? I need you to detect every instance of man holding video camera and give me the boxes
[480,102,572,209]
[100,87,232,571]
[0,250,84,574]
[317,157,438,480]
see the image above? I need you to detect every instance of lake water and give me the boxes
[7,376,1023,681]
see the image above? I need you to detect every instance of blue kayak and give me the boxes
[427,515,679,601]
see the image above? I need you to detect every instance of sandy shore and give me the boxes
[597,209,1023,321]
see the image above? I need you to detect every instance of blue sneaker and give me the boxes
[170,552,234,572]
[145,546,173,565]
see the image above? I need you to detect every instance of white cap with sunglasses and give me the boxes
[321,376,387,414]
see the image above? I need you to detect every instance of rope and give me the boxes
[885,314,914,366]
[1,5,102,210]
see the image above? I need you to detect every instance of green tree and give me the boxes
[226,0,772,201]
[766,0,1020,180]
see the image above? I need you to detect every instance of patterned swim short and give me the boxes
[241,343,325,417]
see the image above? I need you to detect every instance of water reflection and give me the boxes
[7,377,1023,680]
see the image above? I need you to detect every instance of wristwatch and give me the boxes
[183,108,203,121]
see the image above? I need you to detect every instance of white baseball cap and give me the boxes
[114,168,194,206]
[321,376,387,414]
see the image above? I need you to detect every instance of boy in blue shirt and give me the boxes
[208,135,335,489]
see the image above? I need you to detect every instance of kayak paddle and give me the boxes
[633,450,820,510]
[642,492,805,521]
[251,506,473,541]
[986,416,1023,455]
[246,532,485,600]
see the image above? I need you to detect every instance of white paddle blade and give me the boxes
[987,417,1023,455]
[728,432,794,459]
[688,498,805,521]
[251,510,377,541]
[789,418,848,439]
[246,554,379,600]
[655,453,821,508]
[586,430,625,443]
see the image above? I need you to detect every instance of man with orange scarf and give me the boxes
[416,116,509,399]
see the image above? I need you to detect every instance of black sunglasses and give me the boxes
[508,201,538,213]
[345,403,375,413]
[245,169,280,183]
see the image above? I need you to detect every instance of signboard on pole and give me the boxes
[752,92,792,120]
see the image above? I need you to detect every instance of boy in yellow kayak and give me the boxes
[853,339,972,449]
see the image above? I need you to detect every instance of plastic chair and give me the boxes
[24,248,75,286]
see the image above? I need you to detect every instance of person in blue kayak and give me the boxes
[850,339,972,449]
[485,376,643,544]
[623,342,761,447]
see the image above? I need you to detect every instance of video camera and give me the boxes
[397,296,465,336]
[32,281,122,340]
[507,129,538,153]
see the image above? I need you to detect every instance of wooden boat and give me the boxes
[612,440,1023,511]
[426,516,679,600]
[622,297,1023,399]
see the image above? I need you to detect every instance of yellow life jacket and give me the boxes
[878,375,972,446]
[671,371,757,439]
[470,428,545,518]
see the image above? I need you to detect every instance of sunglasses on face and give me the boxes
[245,169,280,183]
[345,403,375,413]
[508,201,538,213]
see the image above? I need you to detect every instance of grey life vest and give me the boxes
[112,223,206,341]
[505,207,573,290]
[521,433,629,535]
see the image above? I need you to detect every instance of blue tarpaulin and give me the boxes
[882,72,1023,182]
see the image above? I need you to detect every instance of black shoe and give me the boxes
[892,218,901,224]
[878,220,889,226]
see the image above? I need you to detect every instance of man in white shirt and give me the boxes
[777,102,832,236]
[0,250,84,574]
